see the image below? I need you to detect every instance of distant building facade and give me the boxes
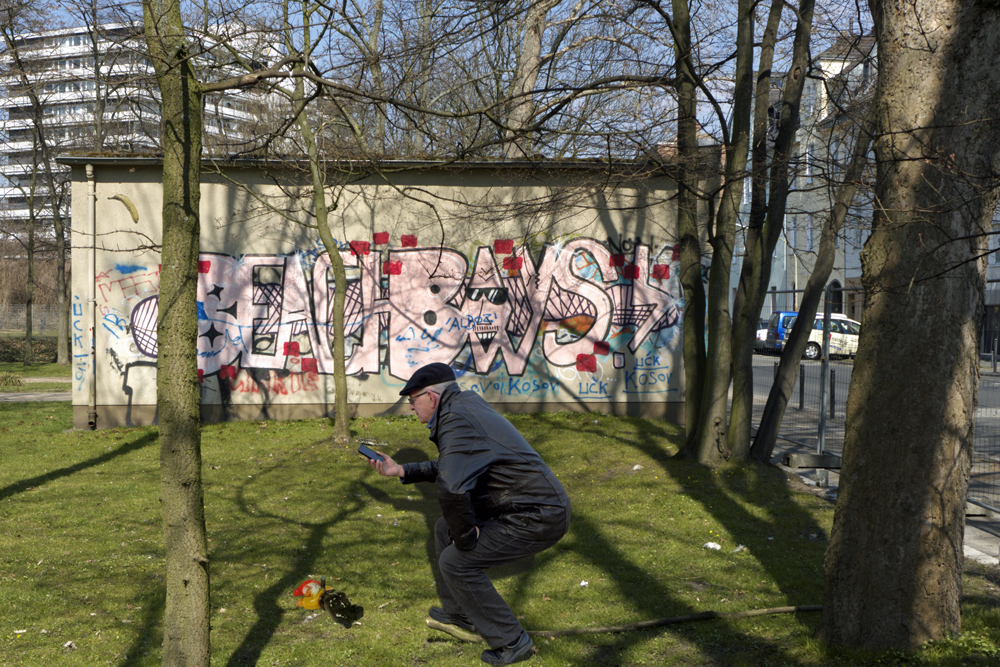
[0,23,277,238]
[731,33,876,323]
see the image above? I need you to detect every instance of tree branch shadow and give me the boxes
[0,430,158,502]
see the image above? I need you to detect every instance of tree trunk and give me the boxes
[728,0,813,462]
[503,0,551,158]
[24,210,34,367]
[726,0,784,460]
[822,0,1000,649]
[143,1,211,664]
[38,146,68,367]
[671,0,705,456]
[289,8,352,445]
[691,0,754,464]
[55,214,68,366]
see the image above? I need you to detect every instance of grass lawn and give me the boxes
[0,404,997,666]
[0,362,72,378]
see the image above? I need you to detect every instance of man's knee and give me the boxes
[437,544,474,580]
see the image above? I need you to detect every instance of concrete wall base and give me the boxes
[73,400,685,430]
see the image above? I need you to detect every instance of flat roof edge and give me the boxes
[55,154,680,175]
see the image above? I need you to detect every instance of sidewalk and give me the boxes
[0,376,71,402]
[781,462,1000,566]
[965,515,1000,565]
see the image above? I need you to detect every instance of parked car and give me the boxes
[764,311,799,354]
[755,319,769,352]
[802,316,861,360]
[765,311,860,360]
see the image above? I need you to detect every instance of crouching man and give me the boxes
[366,362,571,665]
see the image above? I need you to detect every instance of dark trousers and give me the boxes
[433,511,569,648]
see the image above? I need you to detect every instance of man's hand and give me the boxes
[366,451,405,479]
[451,527,480,546]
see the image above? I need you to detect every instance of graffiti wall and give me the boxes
[69,161,693,428]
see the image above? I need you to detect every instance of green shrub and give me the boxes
[0,337,58,363]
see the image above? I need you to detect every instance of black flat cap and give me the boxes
[399,362,457,395]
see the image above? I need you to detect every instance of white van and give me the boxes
[799,315,861,360]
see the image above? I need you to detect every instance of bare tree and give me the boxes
[750,112,873,462]
[141,0,211,661]
[0,0,71,365]
[139,2,301,662]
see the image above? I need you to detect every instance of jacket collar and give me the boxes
[429,383,461,442]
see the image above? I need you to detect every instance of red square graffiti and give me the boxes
[671,244,680,261]
[610,254,626,267]
[220,364,237,380]
[401,234,418,247]
[494,239,514,254]
[593,341,610,356]
[284,341,300,356]
[502,255,523,271]
[198,260,211,274]
[382,260,402,275]
[301,358,318,374]
[198,369,204,383]
[652,264,670,280]
[623,265,640,280]
[350,240,370,256]
[374,231,389,245]
[576,354,598,373]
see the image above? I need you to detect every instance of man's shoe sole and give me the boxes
[426,617,486,643]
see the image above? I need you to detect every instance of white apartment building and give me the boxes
[0,23,280,235]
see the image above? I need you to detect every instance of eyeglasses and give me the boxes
[408,390,430,405]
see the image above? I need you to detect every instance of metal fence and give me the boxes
[0,304,61,334]
[751,357,1000,513]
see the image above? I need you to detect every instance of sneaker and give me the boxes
[480,631,534,665]
[426,607,484,643]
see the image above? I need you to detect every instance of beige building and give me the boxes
[63,156,699,429]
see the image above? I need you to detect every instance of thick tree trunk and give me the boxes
[143,1,211,664]
[822,0,1000,649]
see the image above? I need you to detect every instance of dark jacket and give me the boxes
[401,384,570,551]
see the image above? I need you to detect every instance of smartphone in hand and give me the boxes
[358,444,384,462]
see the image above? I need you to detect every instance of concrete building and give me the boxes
[0,23,277,237]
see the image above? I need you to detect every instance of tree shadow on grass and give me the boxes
[0,430,158,501]
[513,509,813,666]
[514,414,823,665]
[119,583,166,667]
[220,444,444,666]
[625,419,831,605]
[222,476,370,666]
[358,446,442,591]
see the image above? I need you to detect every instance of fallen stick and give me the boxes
[527,605,823,638]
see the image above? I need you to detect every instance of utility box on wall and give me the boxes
[63,156,704,429]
